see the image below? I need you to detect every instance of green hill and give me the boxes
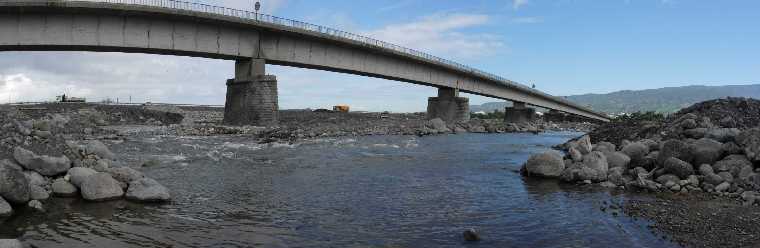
[470,84,760,114]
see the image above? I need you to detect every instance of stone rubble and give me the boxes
[0,105,172,225]
[524,98,760,207]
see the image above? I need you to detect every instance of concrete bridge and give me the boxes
[0,0,610,125]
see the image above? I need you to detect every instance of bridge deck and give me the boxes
[0,0,609,121]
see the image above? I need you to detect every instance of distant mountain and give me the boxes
[470,84,760,114]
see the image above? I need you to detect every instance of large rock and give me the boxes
[655,174,680,185]
[126,178,171,202]
[679,117,698,129]
[605,152,631,169]
[704,173,725,185]
[13,147,71,176]
[635,151,658,170]
[108,167,144,187]
[0,196,12,217]
[722,142,743,155]
[425,118,450,133]
[607,167,626,185]
[663,157,694,179]
[523,151,565,178]
[698,164,714,176]
[84,140,116,160]
[581,151,608,175]
[683,128,708,139]
[0,163,30,204]
[639,139,660,152]
[561,151,608,182]
[68,167,97,188]
[658,140,694,166]
[622,142,649,166]
[706,128,741,143]
[713,156,754,179]
[737,128,760,162]
[715,182,731,192]
[80,173,124,201]
[570,135,592,155]
[29,185,49,200]
[593,142,616,153]
[23,171,47,188]
[717,171,734,183]
[51,179,78,197]
[690,138,724,166]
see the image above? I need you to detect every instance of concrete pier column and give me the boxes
[223,59,278,126]
[426,87,470,122]
[504,101,535,124]
[545,109,566,122]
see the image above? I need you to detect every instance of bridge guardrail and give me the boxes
[0,0,606,118]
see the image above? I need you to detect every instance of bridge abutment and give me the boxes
[426,87,470,122]
[223,59,279,126]
[504,102,536,124]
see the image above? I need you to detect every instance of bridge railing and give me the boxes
[1,0,600,116]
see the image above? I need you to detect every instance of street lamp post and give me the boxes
[254,1,260,21]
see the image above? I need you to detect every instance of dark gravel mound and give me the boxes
[590,97,760,146]
[96,105,183,125]
[18,103,183,125]
[669,97,760,129]
[588,113,663,146]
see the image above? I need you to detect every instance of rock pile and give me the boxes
[525,98,760,206]
[0,110,171,218]
[590,97,760,145]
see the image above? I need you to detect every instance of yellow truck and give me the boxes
[332,105,350,113]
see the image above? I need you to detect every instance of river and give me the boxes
[0,132,676,247]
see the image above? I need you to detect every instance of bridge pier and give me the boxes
[426,87,470,122]
[504,101,536,124]
[544,109,566,122]
[223,59,279,126]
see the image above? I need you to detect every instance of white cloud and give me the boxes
[0,52,231,104]
[377,0,417,12]
[513,0,529,10]
[364,13,504,59]
[0,74,93,103]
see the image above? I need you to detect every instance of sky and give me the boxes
[1,0,759,112]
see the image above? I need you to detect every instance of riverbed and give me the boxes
[0,132,675,247]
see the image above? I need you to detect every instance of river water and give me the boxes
[0,132,676,247]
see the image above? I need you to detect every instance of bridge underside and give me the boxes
[0,3,609,124]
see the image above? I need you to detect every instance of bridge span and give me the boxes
[0,0,610,125]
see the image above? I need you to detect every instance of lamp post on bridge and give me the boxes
[254,1,260,21]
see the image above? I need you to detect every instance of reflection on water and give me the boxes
[0,132,676,247]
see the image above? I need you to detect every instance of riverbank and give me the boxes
[0,103,616,246]
[3,130,677,247]
[523,97,760,248]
